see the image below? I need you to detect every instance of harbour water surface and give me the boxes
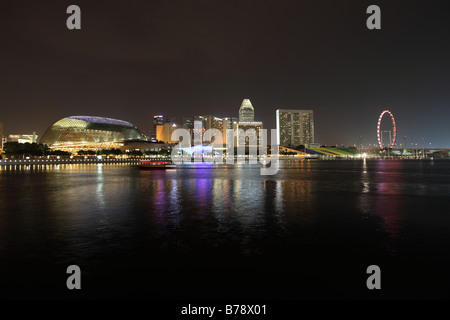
[1,159,450,299]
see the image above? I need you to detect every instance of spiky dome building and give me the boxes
[40,116,146,151]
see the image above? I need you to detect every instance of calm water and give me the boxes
[1,159,450,299]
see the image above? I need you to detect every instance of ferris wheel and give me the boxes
[377,110,397,149]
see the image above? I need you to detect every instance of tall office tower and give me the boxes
[223,117,238,130]
[236,99,263,148]
[156,122,181,144]
[200,115,215,131]
[276,109,314,147]
[236,99,263,147]
[0,123,3,151]
[192,115,220,129]
[212,116,223,132]
[222,117,238,145]
[239,99,255,122]
[182,117,194,130]
[234,121,263,148]
[152,115,165,141]
[208,116,224,144]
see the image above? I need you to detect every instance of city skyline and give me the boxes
[0,98,443,149]
[1,1,449,147]
[2,1,450,304]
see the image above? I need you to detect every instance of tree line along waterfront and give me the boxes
[0,142,171,160]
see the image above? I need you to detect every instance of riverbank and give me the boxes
[0,158,141,167]
[1,156,445,167]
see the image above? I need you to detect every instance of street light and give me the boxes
[403,136,407,158]
[421,137,425,159]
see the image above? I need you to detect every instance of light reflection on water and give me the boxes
[1,160,450,298]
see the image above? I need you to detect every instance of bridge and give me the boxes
[359,147,450,158]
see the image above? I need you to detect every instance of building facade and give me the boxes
[8,132,38,144]
[0,123,3,151]
[239,99,255,122]
[235,99,263,148]
[276,109,314,147]
[234,121,263,148]
[222,117,238,145]
[151,115,165,141]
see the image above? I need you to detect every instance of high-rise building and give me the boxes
[0,123,3,151]
[191,115,224,144]
[239,99,255,122]
[235,99,263,148]
[276,109,314,147]
[156,122,180,144]
[8,132,38,144]
[182,117,194,130]
[222,117,238,145]
[234,121,263,148]
[151,115,165,141]
[212,117,223,132]
[200,115,214,131]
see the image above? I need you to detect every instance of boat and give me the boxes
[138,160,176,169]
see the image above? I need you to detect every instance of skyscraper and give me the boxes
[0,123,3,151]
[222,117,238,145]
[239,99,255,122]
[276,109,314,147]
[235,99,263,148]
[234,121,263,148]
[182,117,194,130]
[156,122,180,144]
[151,115,165,141]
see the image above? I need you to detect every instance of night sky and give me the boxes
[1,0,449,147]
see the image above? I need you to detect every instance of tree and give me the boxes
[49,150,71,157]
[126,150,143,157]
[110,148,123,156]
[4,142,49,158]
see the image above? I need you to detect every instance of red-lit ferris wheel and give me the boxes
[377,110,397,149]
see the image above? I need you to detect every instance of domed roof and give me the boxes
[40,115,145,148]
[66,116,136,128]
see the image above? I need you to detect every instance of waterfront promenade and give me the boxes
[0,158,141,167]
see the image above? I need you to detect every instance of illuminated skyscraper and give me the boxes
[222,117,238,145]
[182,117,194,129]
[235,99,263,148]
[239,99,255,122]
[234,121,263,148]
[276,109,314,147]
[0,122,3,151]
[156,122,180,144]
[151,115,165,141]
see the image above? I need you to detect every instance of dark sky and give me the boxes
[1,0,449,147]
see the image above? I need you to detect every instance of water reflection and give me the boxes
[274,180,283,215]
[359,160,406,255]
[195,178,212,215]
[96,164,105,209]
[212,179,232,215]
[2,160,450,298]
